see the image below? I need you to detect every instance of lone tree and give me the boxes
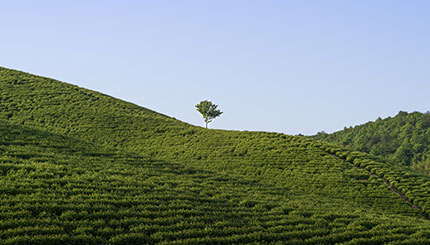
[195,100,223,128]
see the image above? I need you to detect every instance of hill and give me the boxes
[2,67,430,243]
[313,111,430,174]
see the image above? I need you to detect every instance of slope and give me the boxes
[3,119,430,244]
[2,67,430,243]
[313,111,430,171]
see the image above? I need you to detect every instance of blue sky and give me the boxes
[2,1,430,135]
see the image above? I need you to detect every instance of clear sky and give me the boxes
[2,1,430,135]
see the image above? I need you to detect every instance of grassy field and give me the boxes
[2,67,430,244]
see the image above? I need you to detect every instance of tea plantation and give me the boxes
[2,67,430,244]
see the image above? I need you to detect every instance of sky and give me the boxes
[1,1,430,135]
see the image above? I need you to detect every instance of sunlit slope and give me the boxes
[0,67,184,144]
[2,120,430,244]
[2,67,430,243]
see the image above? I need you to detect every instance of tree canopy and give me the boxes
[313,111,430,174]
[195,100,223,128]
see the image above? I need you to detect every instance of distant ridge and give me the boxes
[313,111,430,173]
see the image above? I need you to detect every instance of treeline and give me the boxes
[314,111,430,173]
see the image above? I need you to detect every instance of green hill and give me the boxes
[2,67,430,243]
[313,111,430,174]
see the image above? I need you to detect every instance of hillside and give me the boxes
[3,67,430,243]
[313,111,430,173]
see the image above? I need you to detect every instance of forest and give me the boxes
[314,111,430,175]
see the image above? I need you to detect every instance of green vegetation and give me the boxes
[313,111,430,174]
[2,66,430,243]
[195,100,223,128]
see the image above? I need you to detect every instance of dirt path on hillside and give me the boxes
[327,152,429,220]
[362,166,428,219]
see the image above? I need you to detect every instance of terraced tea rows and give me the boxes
[310,140,430,219]
[2,120,430,244]
[2,67,430,243]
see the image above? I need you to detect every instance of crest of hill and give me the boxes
[3,67,430,243]
[313,111,430,171]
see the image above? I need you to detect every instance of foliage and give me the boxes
[412,159,430,176]
[2,67,430,243]
[195,100,222,128]
[313,111,430,167]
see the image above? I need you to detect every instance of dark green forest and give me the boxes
[313,111,430,175]
[2,67,430,244]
